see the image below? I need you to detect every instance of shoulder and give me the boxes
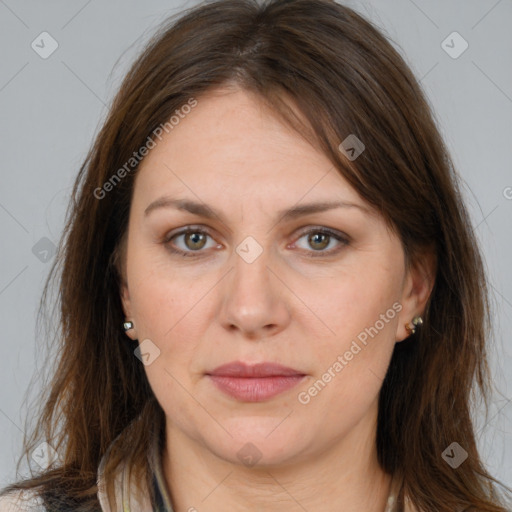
[0,490,45,512]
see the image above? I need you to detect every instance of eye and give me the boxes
[163,226,349,258]
[164,227,219,257]
[293,227,349,257]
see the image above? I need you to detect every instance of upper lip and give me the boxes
[207,361,305,378]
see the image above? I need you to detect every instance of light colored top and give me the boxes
[0,491,45,512]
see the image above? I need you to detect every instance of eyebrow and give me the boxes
[144,197,369,222]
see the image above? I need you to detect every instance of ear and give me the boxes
[120,278,138,341]
[113,238,138,341]
[395,246,436,342]
[120,280,131,317]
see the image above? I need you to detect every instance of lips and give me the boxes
[208,361,304,378]
[206,361,306,402]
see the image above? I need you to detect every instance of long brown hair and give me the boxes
[2,0,510,510]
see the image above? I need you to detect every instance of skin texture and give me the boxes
[120,86,434,512]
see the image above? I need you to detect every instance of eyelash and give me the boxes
[163,226,350,259]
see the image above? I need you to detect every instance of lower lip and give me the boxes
[207,375,305,402]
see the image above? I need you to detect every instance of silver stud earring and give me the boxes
[405,315,423,335]
[123,321,134,332]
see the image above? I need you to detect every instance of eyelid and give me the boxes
[293,225,350,242]
[163,224,212,243]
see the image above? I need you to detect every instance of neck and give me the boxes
[161,407,392,512]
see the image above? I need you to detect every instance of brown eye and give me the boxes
[293,227,350,258]
[308,232,330,251]
[184,232,207,250]
[164,227,218,257]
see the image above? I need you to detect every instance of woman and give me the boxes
[1,0,510,510]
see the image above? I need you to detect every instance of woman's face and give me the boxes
[120,87,430,467]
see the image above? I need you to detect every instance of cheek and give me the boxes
[300,261,402,346]
[296,312,397,439]
[125,271,210,403]
[127,253,206,340]
[129,268,205,416]
[293,261,402,414]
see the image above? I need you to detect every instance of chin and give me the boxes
[200,417,312,467]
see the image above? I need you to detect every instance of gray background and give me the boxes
[0,0,511,490]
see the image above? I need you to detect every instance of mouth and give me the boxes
[205,361,307,402]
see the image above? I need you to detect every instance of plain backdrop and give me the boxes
[0,0,511,491]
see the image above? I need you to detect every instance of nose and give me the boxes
[218,243,291,340]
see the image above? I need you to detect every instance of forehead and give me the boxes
[133,87,363,209]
